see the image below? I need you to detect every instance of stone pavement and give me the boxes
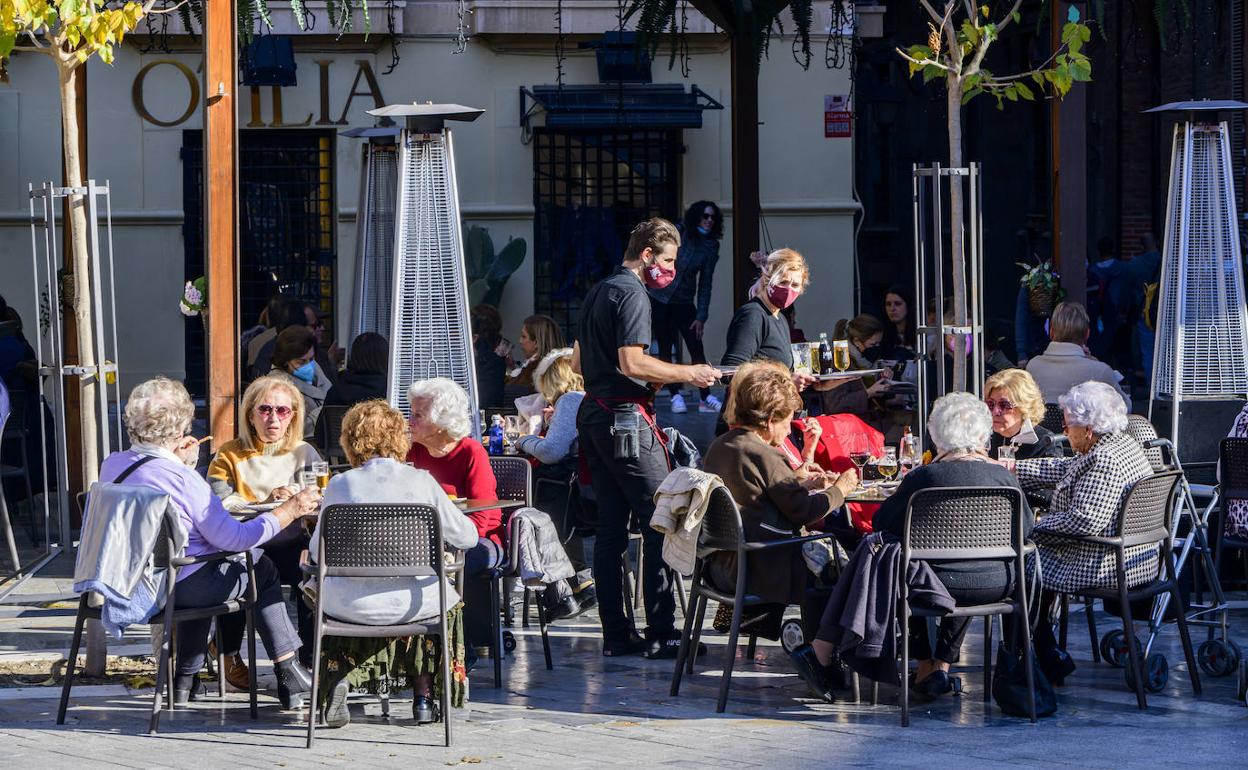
[2,549,1247,769]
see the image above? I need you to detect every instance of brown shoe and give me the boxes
[208,639,252,692]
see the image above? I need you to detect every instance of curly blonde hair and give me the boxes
[724,360,802,429]
[339,399,411,466]
[238,376,305,452]
[983,368,1046,425]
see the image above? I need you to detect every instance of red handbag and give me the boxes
[810,413,885,534]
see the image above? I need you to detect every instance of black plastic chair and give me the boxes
[316,405,351,466]
[1216,438,1248,590]
[669,485,838,713]
[304,503,454,748]
[896,486,1035,726]
[1041,403,1065,435]
[1045,470,1201,709]
[57,496,259,734]
[487,455,534,688]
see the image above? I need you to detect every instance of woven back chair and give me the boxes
[1041,403,1065,435]
[317,405,351,465]
[897,486,1033,726]
[484,455,538,686]
[1217,438,1248,586]
[1124,415,1167,472]
[305,503,452,748]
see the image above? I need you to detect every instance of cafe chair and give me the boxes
[316,405,351,467]
[486,455,545,687]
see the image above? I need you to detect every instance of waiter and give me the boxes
[572,218,720,658]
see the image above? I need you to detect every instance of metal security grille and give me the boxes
[350,141,398,338]
[387,129,479,432]
[182,129,337,397]
[1153,121,1248,400]
[532,129,682,339]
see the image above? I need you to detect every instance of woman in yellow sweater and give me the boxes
[207,375,323,686]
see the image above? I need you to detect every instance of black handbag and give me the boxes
[991,641,1057,718]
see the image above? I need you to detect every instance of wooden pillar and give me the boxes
[730,32,761,302]
[1052,1,1087,303]
[203,0,239,449]
[59,63,86,516]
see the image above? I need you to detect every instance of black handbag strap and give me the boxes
[115,454,159,484]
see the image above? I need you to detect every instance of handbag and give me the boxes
[991,641,1057,718]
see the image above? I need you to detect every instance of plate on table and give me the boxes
[243,501,282,513]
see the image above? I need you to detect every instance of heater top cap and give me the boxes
[1144,99,1248,115]
[368,102,485,127]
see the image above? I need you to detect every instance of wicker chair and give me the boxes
[1045,470,1201,709]
[668,485,839,713]
[1040,403,1065,435]
[304,503,454,748]
[896,486,1035,726]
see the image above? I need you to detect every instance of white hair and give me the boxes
[407,377,472,441]
[124,376,194,445]
[927,391,993,454]
[1060,381,1128,435]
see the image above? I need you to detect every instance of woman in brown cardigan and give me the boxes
[703,360,858,694]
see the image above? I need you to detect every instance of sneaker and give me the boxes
[644,636,707,660]
[670,394,688,414]
[322,679,350,728]
[699,395,723,413]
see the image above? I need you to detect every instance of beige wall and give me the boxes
[0,24,861,395]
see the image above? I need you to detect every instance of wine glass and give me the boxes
[312,461,330,491]
[847,435,872,488]
[997,444,1017,474]
[503,416,524,455]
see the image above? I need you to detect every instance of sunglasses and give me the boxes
[256,404,293,419]
[701,212,715,220]
[983,398,1018,414]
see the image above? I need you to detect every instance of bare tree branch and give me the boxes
[918,0,944,23]
[995,0,1026,34]
[148,0,191,15]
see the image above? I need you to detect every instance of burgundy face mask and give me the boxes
[766,283,799,309]
[644,259,676,289]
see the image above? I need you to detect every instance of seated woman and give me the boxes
[513,348,595,617]
[505,314,564,397]
[1016,381,1153,678]
[406,378,504,656]
[99,377,318,708]
[984,368,1062,461]
[870,392,1033,698]
[820,315,898,440]
[702,360,858,700]
[208,375,323,678]
[269,325,332,436]
[310,400,479,728]
[319,332,387,412]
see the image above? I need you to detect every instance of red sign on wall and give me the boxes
[825,94,852,138]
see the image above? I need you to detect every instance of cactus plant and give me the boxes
[464,225,527,307]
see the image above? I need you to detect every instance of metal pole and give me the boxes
[968,164,983,396]
[932,163,946,399]
[913,165,927,444]
[1172,120,1194,447]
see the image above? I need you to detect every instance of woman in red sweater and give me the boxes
[406,378,502,654]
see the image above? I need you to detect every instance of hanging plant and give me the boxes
[1017,259,1064,318]
[180,277,207,317]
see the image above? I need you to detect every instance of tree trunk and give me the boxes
[59,60,106,676]
[945,78,968,392]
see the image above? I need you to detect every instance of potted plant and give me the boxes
[1017,260,1063,318]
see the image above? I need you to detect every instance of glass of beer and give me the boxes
[833,339,851,372]
[876,447,898,481]
[312,461,330,491]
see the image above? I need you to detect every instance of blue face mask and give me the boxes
[291,361,315,383]
[697,225,711,236]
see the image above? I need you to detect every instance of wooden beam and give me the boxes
[204,0,239,449]
[1051,1,1087,304]
[730,28,761,302]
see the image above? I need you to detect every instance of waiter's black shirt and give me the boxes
[578,266,654,400]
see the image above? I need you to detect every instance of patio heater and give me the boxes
[343,125,400,340]
[366,102,485,437]
[911,162,986,444]
[1146,100,1248,466]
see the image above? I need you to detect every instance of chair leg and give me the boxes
[1084,599,1101,663]
[675,573,687,617]
[1058,594,1069,651]
[56,597,89,724]
[504,577,516,627]
[670,587,700,696]
[716,602,744,714]
[686,594,708,676]
[150,604,176,735]
[0,493,21,575]
[745,635,757,662]
[246,605,258,720]
[491,577,504,689]
[215,622,226,700]
[441,618,453,748]
[982,615,993,703]
[1171,583,1202,696]
[520,588,531,629]
[1119,588,1147,710]
[900,604,910,727]
[537,591,553,671]
[1018,583,1037,724]
[306,603,325,749]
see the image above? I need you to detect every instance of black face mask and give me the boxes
[860,344,884,363]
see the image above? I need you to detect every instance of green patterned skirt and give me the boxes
[317,603,468,709]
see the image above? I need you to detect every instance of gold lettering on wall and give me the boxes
[335,60,385,125]
[248,85,313,128]
[315,59,335,125]
[132,60,199,127]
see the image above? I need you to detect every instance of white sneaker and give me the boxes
[699,395,723,413]
[670,393,688,414]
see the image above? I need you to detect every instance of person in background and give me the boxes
[208,375,323,676]
[302,302,342,385]
[406,378,505,657]
[248,295,304,381]
[514,348,596,619]
[1086,236,1131,369]
[1221,401,1248,541]
[311,399,479,727]
[269,326,333,436]
[819,314,894,428]
[880,285,916,356]
[1026,301,1131,411]
[0,296,36,389]
[650,200,724,415]
[983,368,1061,461]
[505,314,564,397]
[470,304,507,412]
[1127,233,1162,386]
[318,332,388,416]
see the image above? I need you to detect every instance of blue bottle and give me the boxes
[488,416,505,456]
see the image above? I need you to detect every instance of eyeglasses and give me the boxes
[256,404,293,419]
[983,398,1018,414]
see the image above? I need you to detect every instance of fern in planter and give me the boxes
[464,226,527,307]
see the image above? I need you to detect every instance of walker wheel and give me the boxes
[1101,630,1138,668]
[1197,639,1236,678]
[780,619,804,654]
[1238,660,1248,704]
[1125,653,1168,694]
[502,630,517,653]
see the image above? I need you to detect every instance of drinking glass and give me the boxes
[847,436,872,488]
[876,447,898,482]
[997,444,1017,473]
[503,415,524,455]
[833,340,851,372]
[312,461,330,491]
[297,470,318,491]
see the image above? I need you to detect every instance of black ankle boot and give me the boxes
[173,674,205,705]
[275,658,312,711]
[787,644,836,703]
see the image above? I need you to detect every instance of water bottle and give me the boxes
[488,415,505,456]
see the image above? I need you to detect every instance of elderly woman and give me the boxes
[208,375,324,679]
[310,400,479,727]
[99,377,318,708]
[405,378,504,654]
[270,325,332,436]
[703,360,858,698]
[513,348,595,617]
[866,392,1033,698]
[1015,381,1154,679]
[983,368,1061,461]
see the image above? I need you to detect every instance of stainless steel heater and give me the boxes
[344,126,401,340]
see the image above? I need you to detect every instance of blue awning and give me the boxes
[521,84,722,131]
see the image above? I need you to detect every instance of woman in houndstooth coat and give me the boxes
[1016,382,1155,593]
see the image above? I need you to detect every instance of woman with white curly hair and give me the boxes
[405,377,503,656]
[1014,381,1154,682]
[868,392,1033,699]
